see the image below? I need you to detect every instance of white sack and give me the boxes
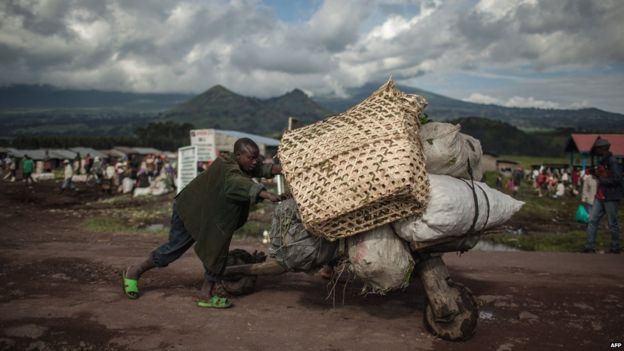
[133,187,151,197]
[122,177,134,194]
[393,174,524,243]
[347,224,414,294]
[420,122,483,180]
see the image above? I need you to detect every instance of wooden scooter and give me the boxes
[223,233,480,341]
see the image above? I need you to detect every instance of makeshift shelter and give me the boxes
[69,147,107,159]
[565,133,624,168]
[496,159,519,177]
[132,147,162,156]
[481,153,498,173]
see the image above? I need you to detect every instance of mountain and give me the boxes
[166,86,331,135]
[314,82,624,132]
[450,117,569,156]
[0,84,192,111]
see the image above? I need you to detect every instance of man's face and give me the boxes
[236,147,259,172]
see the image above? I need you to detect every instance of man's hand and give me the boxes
[271,164,282,175]
[259,191,281,202]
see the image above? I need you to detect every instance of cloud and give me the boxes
[0,0,622,113]
[464,93,500,105]
[464,93,563,110]
[505,96,560,109]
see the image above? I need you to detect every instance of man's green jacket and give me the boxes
[176,154,273,276]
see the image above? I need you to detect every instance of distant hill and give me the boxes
[0,84,192,111]
[165,85,331,135]
[2,82,622,151]
[314,82,624,132]
[450,117,569,156]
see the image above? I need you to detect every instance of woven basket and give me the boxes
[278,80,430,241]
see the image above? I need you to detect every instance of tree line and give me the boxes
[4,121,195,151]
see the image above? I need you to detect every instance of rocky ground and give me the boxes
[1,180,623,351]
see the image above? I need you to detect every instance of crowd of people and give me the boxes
[2,152,177,197]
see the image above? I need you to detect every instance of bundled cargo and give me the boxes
[278,80,430,241]
[347,224,414,294]
[269,199,338,271]
[392,174,524,247]
[420,122,483,180]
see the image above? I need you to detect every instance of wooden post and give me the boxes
[224,258,286,276]
[416,255,460,320]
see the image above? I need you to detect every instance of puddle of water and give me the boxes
[472,241,519,252]
[146,224,165,232]
[479,309,496,321]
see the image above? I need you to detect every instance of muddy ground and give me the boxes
[1,181,623,351]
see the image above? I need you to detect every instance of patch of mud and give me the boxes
[0,258,118,302]
[0,316,129,351]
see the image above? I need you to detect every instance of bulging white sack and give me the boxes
[393,174,524,243]
[420,122,483,180]
[347,224,414,294]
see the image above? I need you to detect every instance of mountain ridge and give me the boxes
[313,81,624,132]
[1,83,623,137]
[165,86,331,135]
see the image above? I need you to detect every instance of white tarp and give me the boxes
[347,224,414,294]
[420,122,483,180]
[393,174,524,243]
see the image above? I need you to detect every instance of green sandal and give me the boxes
[122,269,139,300]
[197,295,232,309]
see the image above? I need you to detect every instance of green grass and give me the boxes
[498,154,569,169]
[480,173,624,252]
[81,216,138,233]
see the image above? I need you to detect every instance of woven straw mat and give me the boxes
[278,80,430,241]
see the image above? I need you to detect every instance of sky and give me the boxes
[1,0,623,113]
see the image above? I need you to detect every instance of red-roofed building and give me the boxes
[565,133,624,167]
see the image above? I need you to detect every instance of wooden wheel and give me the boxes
[423,282,478,341]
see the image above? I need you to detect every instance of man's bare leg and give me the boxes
[199,278,215,299]
[126,258,156,280]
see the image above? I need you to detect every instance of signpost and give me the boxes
[190,129,217,162]
[176,145,198,194]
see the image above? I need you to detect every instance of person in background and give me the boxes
[84,153,93,176]
[552,178,565,199]
[60,159,75,193]
[571,168,581,190]
[3,156,15,182]
[581,168,598,214]
[505,177,514,193]
[536,170,547,197]
[512,166,524,196]
[22,155,35,184]
[582,138,623,254]
[74,152,82,175]
[91,156,103,184]
[561,169,570,186]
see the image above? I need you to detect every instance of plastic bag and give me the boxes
[420,122,483,180]
[575,204,589,224]
[347,224,414,294]
[269,199,338,272]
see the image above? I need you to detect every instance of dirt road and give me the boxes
[1,181,623,351]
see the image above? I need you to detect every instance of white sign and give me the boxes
[190,129,217,162]
[177,145,198,194]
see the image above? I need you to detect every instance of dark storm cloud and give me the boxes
[0,0,622,110]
